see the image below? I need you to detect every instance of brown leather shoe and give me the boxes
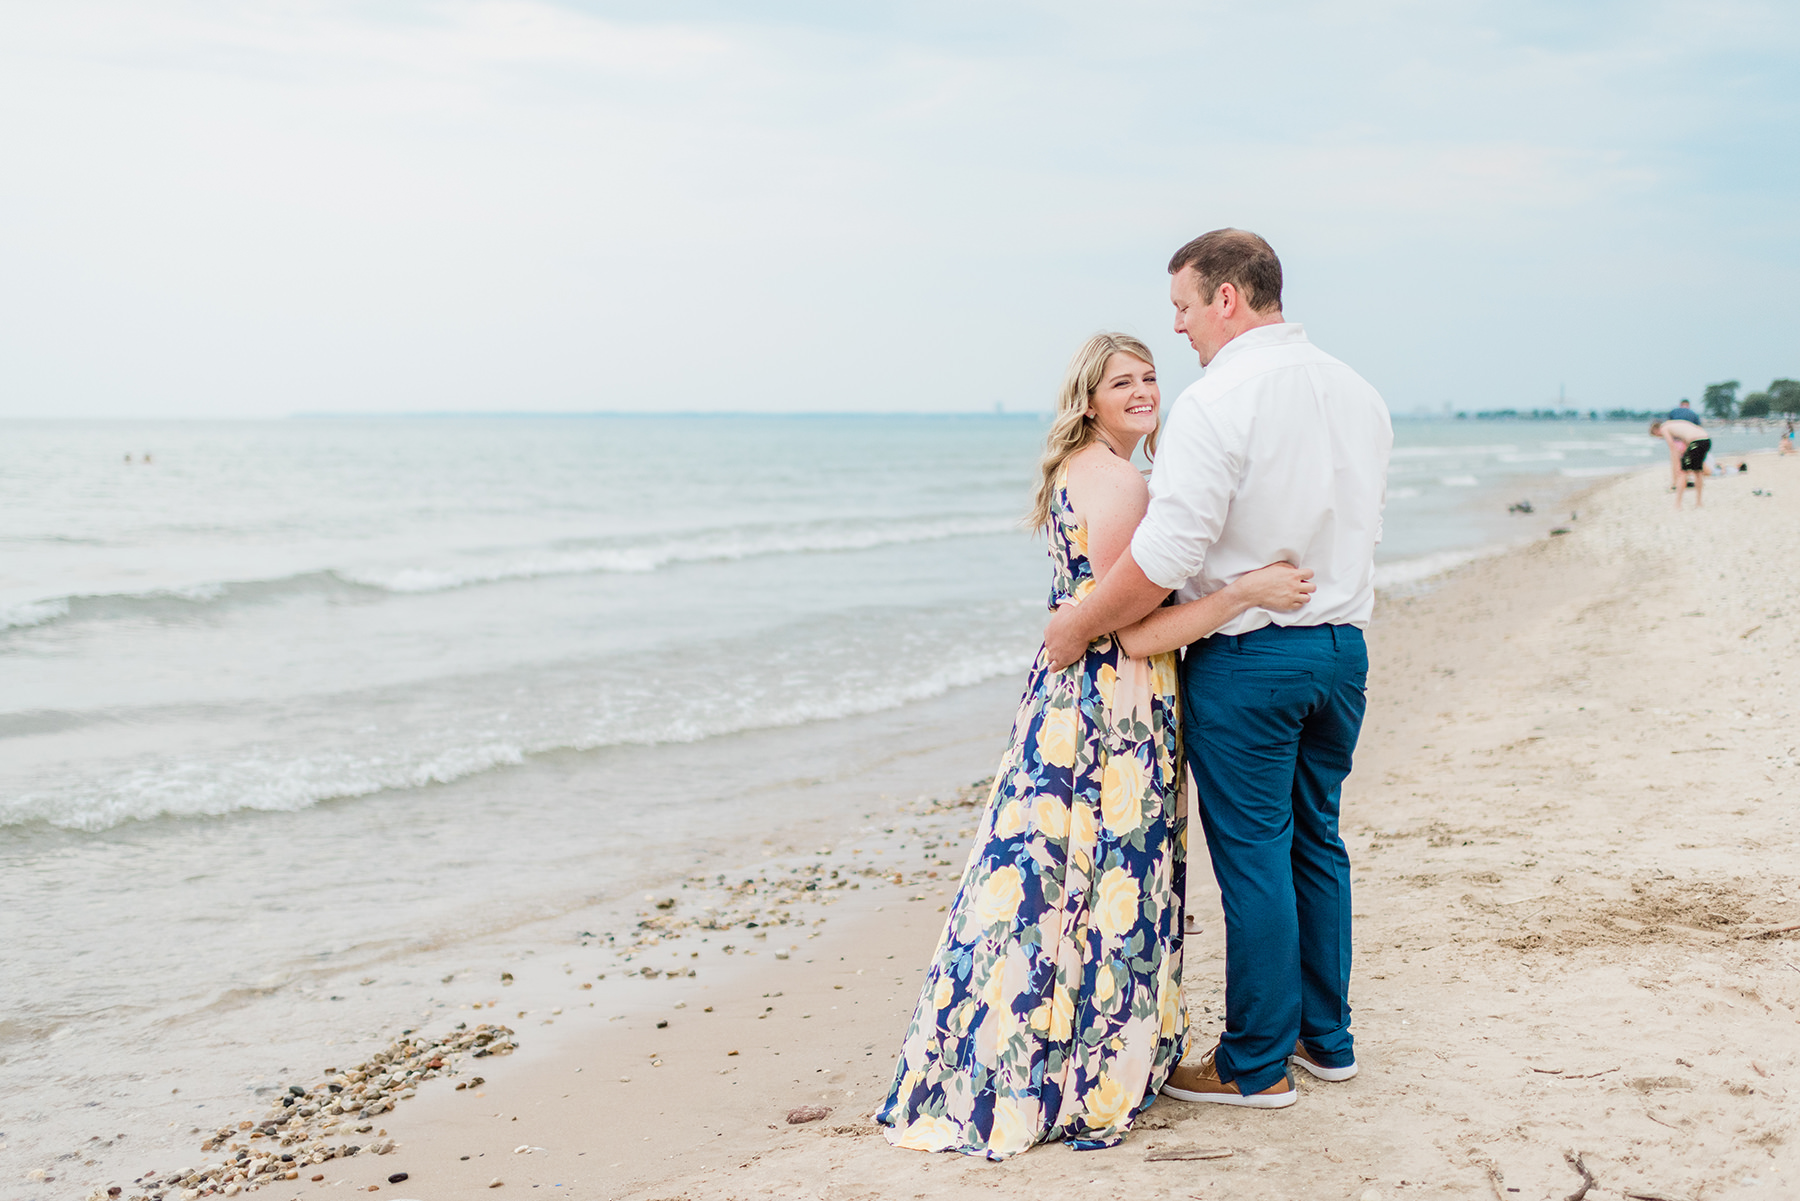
[1288,1039,1358,1082]
[1160,1046,1296,1108]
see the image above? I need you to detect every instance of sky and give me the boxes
[0,0,1795,418]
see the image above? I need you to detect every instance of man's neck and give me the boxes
[1204,310,1288,365]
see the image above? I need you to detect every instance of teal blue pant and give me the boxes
[1181,623,1367,1095]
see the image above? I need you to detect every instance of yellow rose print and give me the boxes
[1150,652,1177,697]
[989,1097,1035,1156]
[1085,1071,1132,1131]
[1093,962,1116,1004]
[1095,866,1141,939]
[993,798,1027,838]
[1049,982,1074,1041]
[1095,662,1117,708]
[1100,751,1148,836]
[1070,799,1097,853]
[1032,795,1069,840]
[932,973,954,1012]
[973,865,1026,928]
[1037,705,1077,767]
[1159,971,1183,1037]
[896,1114,959,1152]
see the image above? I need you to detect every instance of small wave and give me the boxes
[1390,444,1517,459]
[0,573,371,633]
[1560,465,1637,479]
[0,598,71,630]
[1439,475,1479,487]
[1374,543,1513,590]
[343,516,1016,594]
[0,517,1016,633]
[1386,487,1422,500]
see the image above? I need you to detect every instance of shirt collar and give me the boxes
[1205,322,1308,372]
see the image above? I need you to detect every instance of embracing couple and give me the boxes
[875,229,1393,1158]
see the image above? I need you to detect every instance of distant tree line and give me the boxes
[1448,378,1797,422]
[1455,408,1676,421]
[1697,379,1800,421]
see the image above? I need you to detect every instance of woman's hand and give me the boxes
[1230,562,1315,612]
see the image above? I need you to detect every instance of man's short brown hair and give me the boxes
[1167,228,1283,313]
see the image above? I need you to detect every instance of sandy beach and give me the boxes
[94,454,1800,1201]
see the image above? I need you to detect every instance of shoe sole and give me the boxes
[1288,1055,1358,1082]
[1159,1083,1297,1109]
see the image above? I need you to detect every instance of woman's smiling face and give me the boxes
[1086,352,1159,450]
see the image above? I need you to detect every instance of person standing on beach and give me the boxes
[1043,229,1392,1109]
[1651,416,1709,508]
[876,334,1314,1159]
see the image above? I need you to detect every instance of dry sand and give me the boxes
[180,457,1800,1201]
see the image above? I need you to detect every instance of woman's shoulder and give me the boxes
[1064,443,1147,493]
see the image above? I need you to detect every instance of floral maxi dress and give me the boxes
[875,472,1188,1159]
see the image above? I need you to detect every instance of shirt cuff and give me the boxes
[1130,522,1195,591]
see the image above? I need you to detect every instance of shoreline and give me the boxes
[35,455,1800,1200]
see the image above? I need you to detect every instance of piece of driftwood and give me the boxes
[1562,1150,1596,1201]
[1146,1145,1233,1162]
[1741,923,1800,940]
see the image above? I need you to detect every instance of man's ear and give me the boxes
[1216,281,1239,319]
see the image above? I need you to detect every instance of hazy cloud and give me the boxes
[1,0,1794,416]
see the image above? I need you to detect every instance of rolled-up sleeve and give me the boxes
[1130,397,1241,590]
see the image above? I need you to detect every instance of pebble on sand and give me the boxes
[785,1106,831,1125]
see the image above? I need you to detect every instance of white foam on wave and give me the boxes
[1,516,1020,631]
[1390,444,1517,459]
[0,598,71,630]
[343,516,1020,595]
[1560,465,1637,479]
[1374,543,1515,591]
[1439,475,1479,487]
[0,608,1039,833]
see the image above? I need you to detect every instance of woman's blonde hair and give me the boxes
[1027,333,1157,530]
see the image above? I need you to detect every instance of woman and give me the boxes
[875,333,1315,1158]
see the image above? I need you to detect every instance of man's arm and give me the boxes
[1042,397,1239,670]
[1042,549,1168,670]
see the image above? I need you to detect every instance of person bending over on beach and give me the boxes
[1650,417,1709,509]
[875,333,1314,1160]
[1044,230,1392,1110]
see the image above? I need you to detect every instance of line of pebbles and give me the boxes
[607,778,993,973]
[99,1024,516,1201]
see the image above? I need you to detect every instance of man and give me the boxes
[1666,400,1701,424]
[1043,229,1391,1108]
[1650,416,1709,508]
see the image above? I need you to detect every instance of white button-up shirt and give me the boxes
[1130,323,1392,636]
